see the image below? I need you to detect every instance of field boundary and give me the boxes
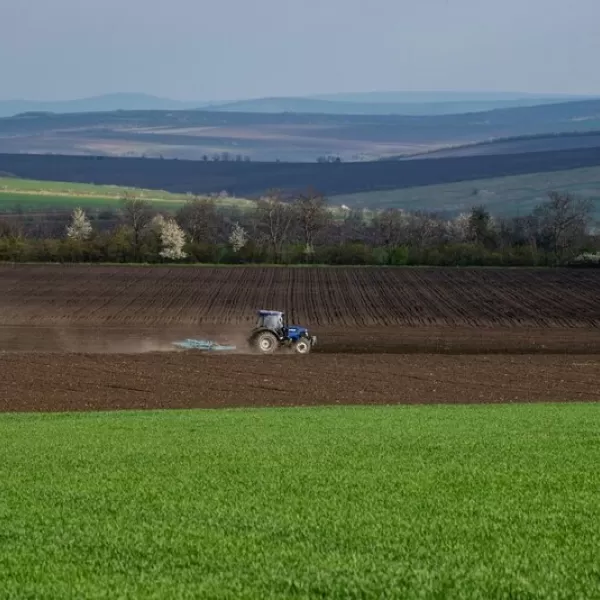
[0,260,566,270]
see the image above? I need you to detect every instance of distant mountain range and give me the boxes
[206,97,589,116]
[1,98,600,162]
[208,91,593,116]
[0,91,595,118]
[0,93,204,117]
[308,91,590,103]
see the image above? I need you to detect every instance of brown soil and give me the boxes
[1,265,598,413]
[1,325,599,355]
[1,265,599,328]
[1,353,598,413]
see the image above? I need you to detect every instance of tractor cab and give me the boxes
[256,310,285,334]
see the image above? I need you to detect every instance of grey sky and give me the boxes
[2,0,599,101]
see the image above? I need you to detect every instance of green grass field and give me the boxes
[332,166,600,218]
[1,404,598,599]
[3,167,600,220]
[0,177,253,212]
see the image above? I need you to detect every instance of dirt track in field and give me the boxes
[1,265,599,412]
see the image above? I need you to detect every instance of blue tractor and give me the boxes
[248,310,316,354]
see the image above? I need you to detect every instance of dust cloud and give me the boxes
[0,325,253,355]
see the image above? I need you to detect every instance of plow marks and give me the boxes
[0,265,598,329]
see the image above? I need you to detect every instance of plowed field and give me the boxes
[1,265,599,328]
[1,265,599,412]
[1,353,599,413]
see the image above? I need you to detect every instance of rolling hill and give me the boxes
[332,166,600,218]
[1,146,599,204]
[1,91,591,119]
[2,160,599,220]
[1,99,600,162]
[310,91,590,104]
[204,96,588,116]
[399,131,600,159]
[0,93,203,118]
[0,177,251,213]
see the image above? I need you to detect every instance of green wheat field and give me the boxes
[0,404,598,599]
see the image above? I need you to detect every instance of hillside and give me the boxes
[0,177,251,213]
[4,167,599,220]
[1,99,599,162]
[399,132,600,159]
[331,166,600,218]
[1,146,600,202]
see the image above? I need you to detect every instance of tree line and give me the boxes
[0,190,598,266]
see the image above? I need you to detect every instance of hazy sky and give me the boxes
[2,0,599,101]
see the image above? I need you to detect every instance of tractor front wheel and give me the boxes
[293,338,312,354]
[253,331,278,354]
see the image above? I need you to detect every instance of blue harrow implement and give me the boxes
[172,339,237,352]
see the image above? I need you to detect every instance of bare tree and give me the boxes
[467,205,497,248]
[500,214,543,259]
[256,190,294,262]
[401,211,446,248]
[533,192,593,263]
[294,188,328,259]
[337,209,368,245]
[495,215,538,253]
[31,213,72,239]
[121,193,153,258]
[0,217,17,238]
[372,209,408,260]
[176,196,219,244]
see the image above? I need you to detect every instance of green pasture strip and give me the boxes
[0,191,183,212]
[0,404,598,599]
[0,177,147,196]
[0,178,253,212]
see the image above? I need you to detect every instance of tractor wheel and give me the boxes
[253,331,278,354]
[293,338,312,354]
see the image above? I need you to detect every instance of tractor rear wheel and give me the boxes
[293,338,312,354]
[253,331,278,354]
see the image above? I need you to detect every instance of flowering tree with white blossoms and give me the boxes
[152,215,187,260]
[449,212,470,242]
[229,222,248,252]
[66,207,93,240]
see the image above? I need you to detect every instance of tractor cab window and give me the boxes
[260,313,283,331]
